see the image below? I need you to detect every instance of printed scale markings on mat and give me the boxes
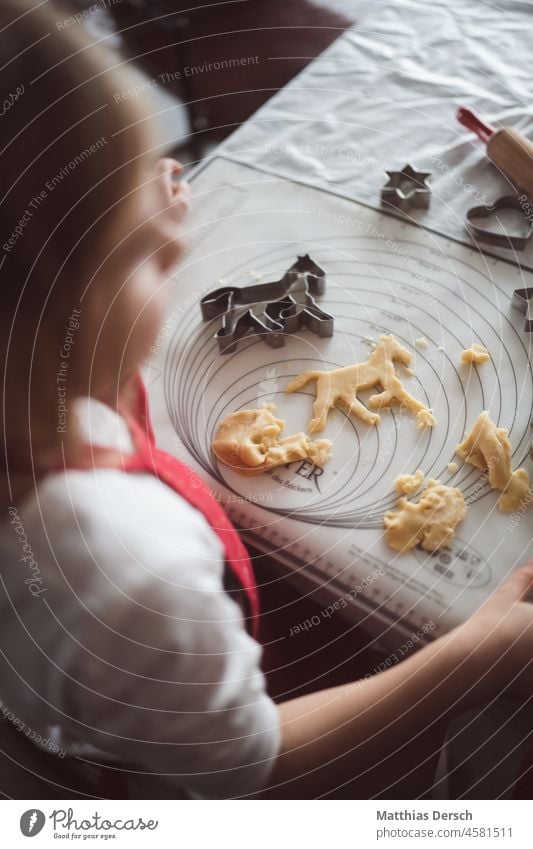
[200,254,335,353]
[380,165,431,212]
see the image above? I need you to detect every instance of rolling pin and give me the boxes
[457,107,533,194]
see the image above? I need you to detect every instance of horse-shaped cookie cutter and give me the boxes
[200,254,334,353]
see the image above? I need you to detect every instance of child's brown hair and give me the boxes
[0,0,148,477]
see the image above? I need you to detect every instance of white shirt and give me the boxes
[0,396,279,798]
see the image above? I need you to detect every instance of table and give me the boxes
[147,0,533,650]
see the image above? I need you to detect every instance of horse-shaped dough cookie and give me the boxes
[285,335,436,432]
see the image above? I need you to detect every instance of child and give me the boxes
[1,0,533,800]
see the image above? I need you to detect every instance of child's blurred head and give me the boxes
[0,0,184,464]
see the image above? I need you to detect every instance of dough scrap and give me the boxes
[456,411,531,512]
[394,469,425,495]
[384,477,467,553]
[212,403,332,476]
[285,335,436,433]
[447,462,459,474]
[461,343,490,364]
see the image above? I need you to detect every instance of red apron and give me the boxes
[68,370,259,636]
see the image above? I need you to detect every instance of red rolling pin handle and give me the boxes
[456,106,533,197]
[456,107,495,144]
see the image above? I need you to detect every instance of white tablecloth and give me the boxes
[219,0,533,265]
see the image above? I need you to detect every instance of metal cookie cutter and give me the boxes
[466,195,533,251]
[512,287,533,332]
[201,254,334,353]
[381,165,431,212]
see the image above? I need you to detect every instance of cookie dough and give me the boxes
[285,335,436,433]
[212,403,332,476]
[456,411,531,512]
[394,469,425,495]
[461,343,490,364]
[384,477,467,553]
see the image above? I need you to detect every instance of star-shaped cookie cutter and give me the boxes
[201,254,334,353]
[381,164,432,212]
[512,287,533,332]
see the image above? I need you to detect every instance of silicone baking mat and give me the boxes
[147,157,533,641]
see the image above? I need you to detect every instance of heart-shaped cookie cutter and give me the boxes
[466,195,533,250]
[201,254,334,353]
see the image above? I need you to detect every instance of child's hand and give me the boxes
[449,560,533,701]
[153,158,191,226]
